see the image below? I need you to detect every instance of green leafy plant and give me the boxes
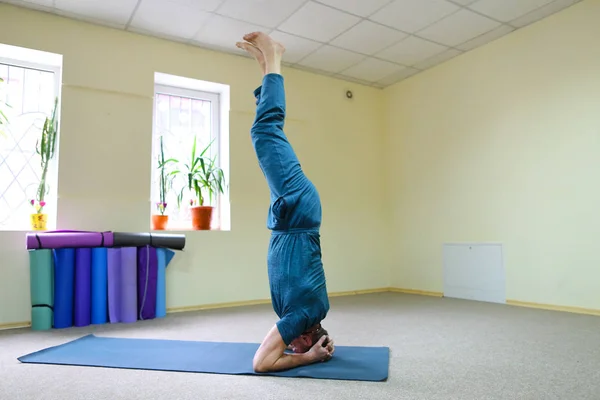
[155,135,176,215]
[31,97,59,214]
[171,136,226,208]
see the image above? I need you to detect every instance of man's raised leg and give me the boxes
[237,33,303,199]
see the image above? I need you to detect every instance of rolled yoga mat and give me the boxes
[120,247,138,323]
[155,248,175,318]
[28,249,54,331]
[26,230,114,250]
[137,246,157,320]
[74,248,92,327]
[18,334,390,382]
[53,248,75,329]
[112,232,185,251]
[107,248,121,323]
[91,248,108,324]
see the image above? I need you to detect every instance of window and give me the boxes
[151,72,230,231]
[0,43,62,231]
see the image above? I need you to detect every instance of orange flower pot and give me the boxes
[152,214,169,230]
[30,213,47,231]
[190,206,213,230]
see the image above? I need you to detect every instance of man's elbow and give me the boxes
[252,358,270,373]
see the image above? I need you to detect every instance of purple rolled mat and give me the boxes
[26,230,114,250]
[107,248,122,323]
[120,247,138,323]
[74,248,92,327]
[137,245,158,320]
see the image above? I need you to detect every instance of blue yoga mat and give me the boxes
[155,248,174,318]
[53,248,75,329]
[91,248,108,325]
[74,248,92,327]
[17,334,389,381]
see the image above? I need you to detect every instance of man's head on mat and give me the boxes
[290,324,329,353]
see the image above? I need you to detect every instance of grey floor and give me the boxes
[1,292,599,400]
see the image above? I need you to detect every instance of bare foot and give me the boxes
[242,32,285,75]
[236,41,266,76]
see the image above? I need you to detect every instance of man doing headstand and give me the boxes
[236,32,335,373]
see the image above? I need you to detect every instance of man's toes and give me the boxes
[243,32,260,42]
[236,41,259,55]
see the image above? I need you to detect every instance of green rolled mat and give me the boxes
[28,249,55,330]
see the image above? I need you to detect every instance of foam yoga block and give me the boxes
[28,249,54,331]
[137,246,157,320]
[53,248,75,329]
[74,248,92,327]
[91,248,108,324]
[107,248,122,323]
[120,248,138,323]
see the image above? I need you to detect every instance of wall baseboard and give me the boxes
[0,321,31,331]
[389,287,444,297]
[506,299,600,317]
[3,288,598,330]
[167,287,391,314]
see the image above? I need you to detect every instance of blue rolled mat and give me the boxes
[155,248,174,318]
[107,248,121,323]
[74,248,92,327]
[120,247,137,323]
[91,248,108,324]
[53,248,75,329]
[28,249,54,331]
[17,334,390,382]
[137,246,157,320]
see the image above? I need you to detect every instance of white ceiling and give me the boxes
[0,0,582,88]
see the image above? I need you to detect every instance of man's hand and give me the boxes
[253,326,335,373]
[306,335,335,363]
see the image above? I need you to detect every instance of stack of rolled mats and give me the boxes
[26,231,185,330]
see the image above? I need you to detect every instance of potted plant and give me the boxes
[30,97,58,231]
[152,135,176,230]
[172,136,226,230]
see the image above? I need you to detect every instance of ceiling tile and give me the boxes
[314,0,394,17]
[412,48,462,70]
[297,45,365,73]
[456,24,514,51]
[216,0,305,28]
[130,0,212,40]
[278,2,361,42]
[193,15,269,54]
[377,66,420,86]
[369,0,460,33]
[341,57,405,82]
[167,0,224,12]
[449,0,477,5]
[468,0,555,22]
[332,74,374,86]
[510,0,581,28]
[417,8,501,47]
[54,0,139,26]
[330,20,408,55]
[376,35,448,66]
[269,31,323,64]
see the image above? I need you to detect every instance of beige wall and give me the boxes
[385,0,600,310]
[0,3,391,325]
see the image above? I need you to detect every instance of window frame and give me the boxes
[0,55,61,231]
[151,83,224,230]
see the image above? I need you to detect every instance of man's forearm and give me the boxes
[265,352,314,372]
